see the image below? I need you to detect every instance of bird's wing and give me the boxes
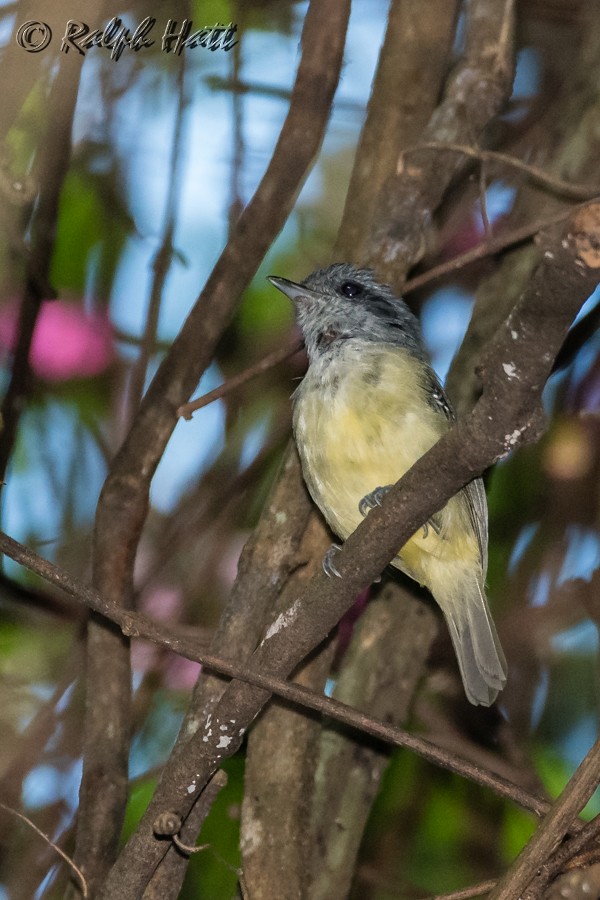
[463,476,489,576]
[425,367,489,576]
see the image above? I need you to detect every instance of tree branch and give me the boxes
[368,0,517,284]
[431,881,496,900]
[143,770,229,900]
[335,0,460,263]
[176,336,303,420]
[403,200,597,294]
[523,813,600,899]
[489,736,600,899]
[0,802,87,898]
[127,55,188,417]
[445,19,600,415]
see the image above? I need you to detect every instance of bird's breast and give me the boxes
[293,346,445,541]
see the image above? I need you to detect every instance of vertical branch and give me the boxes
[143,446,313,899]
[308,586,439,900]
[228,1,245,230]
[370,0,516,284]
[335,0,460,262]
[240,514,336,900]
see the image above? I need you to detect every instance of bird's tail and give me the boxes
[440,580,507,707]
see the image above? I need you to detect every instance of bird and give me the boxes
[268,263,507,706]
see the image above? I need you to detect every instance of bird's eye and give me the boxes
[340,280,363,298]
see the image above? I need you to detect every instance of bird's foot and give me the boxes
[323,544,343,578]
[360,485,441,542]
[421,515,442,539]
[358,485,393,518]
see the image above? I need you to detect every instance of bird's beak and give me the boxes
[267,276,320,306]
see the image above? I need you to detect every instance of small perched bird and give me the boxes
[269,263,507,706]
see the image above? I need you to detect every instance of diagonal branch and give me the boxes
[403,199,598,294]
[0,802,88,898]
[523,813,600,899]
[489,736,600,899]
[176,336,303,420]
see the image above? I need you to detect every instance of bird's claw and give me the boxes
[358,485,393,518]
[422,515,442,539]
[323,544,343,578]
[359,485,441,542]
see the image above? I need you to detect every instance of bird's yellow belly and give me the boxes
[293,357,479,582]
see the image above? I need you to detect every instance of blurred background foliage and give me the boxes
[0,0,599,897]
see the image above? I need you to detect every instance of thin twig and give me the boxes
[177,337,303,419]
[407,142,600,201]
[0,802,88,898]
[228,19,244,230]
[479,157,492,238]
[128,55,188,416]
[402,200,599,294]
[0,529,553,821]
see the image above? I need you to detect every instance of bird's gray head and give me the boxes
[268,263,426,363]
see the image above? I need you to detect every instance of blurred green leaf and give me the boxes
[500,805,536,864]
[122,777,158,843]
[51,169,131,297]
[191,0,235,24]
[181,754,244,900]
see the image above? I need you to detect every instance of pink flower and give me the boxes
[141,586,183,621]
[164,655,201,691]
[0,299,114,382]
